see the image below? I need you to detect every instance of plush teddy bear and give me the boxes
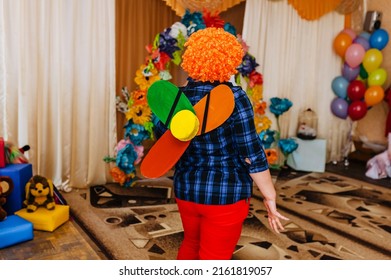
[24,175,56,212]
[0,176,14,221]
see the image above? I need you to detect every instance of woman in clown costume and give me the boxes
[154,27,288,260]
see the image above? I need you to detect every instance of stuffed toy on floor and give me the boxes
[0,176,14,221]
[24,175,56,212]
[366,133,391,179]
[0,137,30,168]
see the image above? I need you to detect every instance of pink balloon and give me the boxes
[345,43,366,68]
[342,28,357,40]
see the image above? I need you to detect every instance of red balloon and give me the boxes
[348,100,367,120]
[347,80,366,101]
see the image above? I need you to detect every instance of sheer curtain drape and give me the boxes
[0,0,117,190]
[243,0,352,162]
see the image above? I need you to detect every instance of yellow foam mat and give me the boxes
[15,205,70,232]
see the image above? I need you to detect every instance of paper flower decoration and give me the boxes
[265,149,278,165]
[269,97,293,117]
[278,138,299,155]
[259,129,276,149]
[262,97,298,169]
[237,53,259,76]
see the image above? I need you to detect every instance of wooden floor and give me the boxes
[0,217,108,260]
[0,159,389,260]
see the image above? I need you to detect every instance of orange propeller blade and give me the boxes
[195,84,235,135]
[140,130,190,179]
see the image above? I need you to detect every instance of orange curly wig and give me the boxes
[181,27,244,83]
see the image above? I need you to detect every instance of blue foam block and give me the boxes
[0,164,33,215]
[0,215,34,249]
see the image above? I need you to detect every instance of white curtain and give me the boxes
[242,0,353,162]
[0,0,117,190]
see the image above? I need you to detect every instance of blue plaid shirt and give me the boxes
[154,79,269,205]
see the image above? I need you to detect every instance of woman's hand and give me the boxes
[263,199,289,233]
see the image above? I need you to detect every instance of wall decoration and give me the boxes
[105,9,293,187]
[162,0,245,16]
[259,97,298,168]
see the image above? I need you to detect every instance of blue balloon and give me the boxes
[360,31,371,41]
[353,36,370,51]
[369,28,389,50]
[331,76,349,99]
[331,97,349,119]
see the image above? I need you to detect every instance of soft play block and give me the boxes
[15,204,70,232]
[0,163,33,215]
[0,137,5,168]
[286,138,327,172]
[0,215,34,249]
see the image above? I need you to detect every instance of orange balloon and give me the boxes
[364,85,385,106]
[333,32,353,57]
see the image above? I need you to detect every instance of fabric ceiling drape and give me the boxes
[242,0,352,162]
[0,0,117,190]
[287,0,343,20]
[162,0,246,16]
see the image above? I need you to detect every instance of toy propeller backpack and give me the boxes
[140,28,244,178]
[140,80,234,178]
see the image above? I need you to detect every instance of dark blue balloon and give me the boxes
[369,29,389,50]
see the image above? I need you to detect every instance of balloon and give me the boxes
[331,97,349,119]
[331,76,349,99]
[360,31,371,41]
[333,32,352,57]
[363,48,383,73]
[359,64,369,79]
[348,100,367,120]
[353,36,370,51]
[347,80,366,101]
[356,75,366,82]
[369,28,389,50]
[342,28,357,40]
[345,43,365,68]
[342,63,360,81]
[364,85,385,106]
[368,68,387,86]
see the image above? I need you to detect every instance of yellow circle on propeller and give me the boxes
[170,109,200,141]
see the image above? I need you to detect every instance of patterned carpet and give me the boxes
[62,170,391,260]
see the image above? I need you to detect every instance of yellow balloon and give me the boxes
[363,48,383,73]
[368,68,387,86]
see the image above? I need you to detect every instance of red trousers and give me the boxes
[176,198,249,260]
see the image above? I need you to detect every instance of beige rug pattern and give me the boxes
[62,172,391,260]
